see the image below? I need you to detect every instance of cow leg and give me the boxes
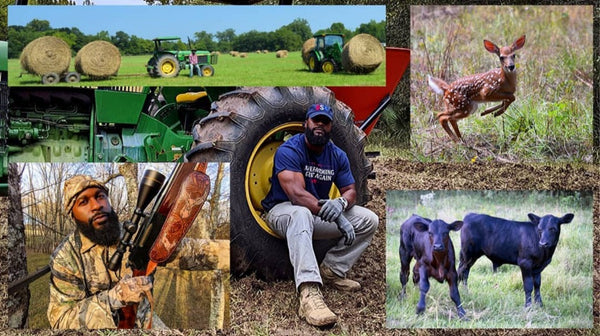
[458,250,481,288]
[533,271,543,307]
[416,264,429,315]
[519,266,534,308]
[412,262,420,284]
[399,244,412,299]
[447,271,467,319]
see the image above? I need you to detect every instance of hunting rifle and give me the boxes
[109,163,211,328]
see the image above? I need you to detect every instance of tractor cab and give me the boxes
[308,33,344,74]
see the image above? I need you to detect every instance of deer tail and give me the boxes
[428,75,448,95]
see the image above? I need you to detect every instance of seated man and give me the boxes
[261,103,379,327]
[189,50,201,77]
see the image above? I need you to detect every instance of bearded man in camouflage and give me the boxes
[47,175,162,329]
[47,174,227,329]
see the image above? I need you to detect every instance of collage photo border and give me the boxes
[0,0,599,335]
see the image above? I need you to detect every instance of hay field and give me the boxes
[9,51,386,87]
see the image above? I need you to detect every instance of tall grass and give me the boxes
[385,190,593,328]
[410,6,593,163]
[8,51,385,87]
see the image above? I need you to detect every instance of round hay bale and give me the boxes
[230,51,239,57]
[256,50,262,54]
[262,50,269,54]
[20,36,71,76]
[341,33,385,74]
[240,52,248,58]
[275,50,288,58]
[74,40,121,78]
[301,37,316,65]
[19,41,33,72]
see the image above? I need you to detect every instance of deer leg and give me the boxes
[438,117,459,142]
[449,119,462,140]
[481,103,504,116]
[494,98,515,117]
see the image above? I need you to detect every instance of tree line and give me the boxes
[8,18,385,58]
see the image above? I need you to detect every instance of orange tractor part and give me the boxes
[328,47,410,135]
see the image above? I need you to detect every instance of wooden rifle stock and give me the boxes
[118,163,210,329]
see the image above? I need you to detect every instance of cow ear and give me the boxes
[413,220,429,232]
[560,213,575,225]
[448,220,463,231]
[527,213,540,224]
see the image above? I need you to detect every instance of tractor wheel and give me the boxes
[65,72,81,83]
[321,60,336,74]
[156,55,180,78]
[201,65,214,77]
[41,72,59,85]
[186,87,372,281]
[308,55,320,72]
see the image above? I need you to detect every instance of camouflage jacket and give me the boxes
[47,230,228,329]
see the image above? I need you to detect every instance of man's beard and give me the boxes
[305,126,331,146]
[75,210,121,246]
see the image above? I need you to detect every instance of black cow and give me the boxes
[399,214,466,319]
[458,212,574,307]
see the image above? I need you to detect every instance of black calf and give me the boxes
[458,212,574,307]
[399,214,466,318]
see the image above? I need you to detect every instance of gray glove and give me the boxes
[335,214,355,246]
[108,275,153,309]
[317,197,347,222]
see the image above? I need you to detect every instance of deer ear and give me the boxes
[483,40,499,55]
[512,35,526,51]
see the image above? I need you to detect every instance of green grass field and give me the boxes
[385,190,593,328]
[410,6,593,163]
[9,51,386,87]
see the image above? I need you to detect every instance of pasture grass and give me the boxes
[385,190,593,328]
[8,51,386,87]
[410,6,593,163]
[25,250,51,328]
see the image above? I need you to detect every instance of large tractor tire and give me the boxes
[186,87,372,281]
[156,55,180,78]
[201,65,215,77]
[308,55,320,72]
[321,60,337,74]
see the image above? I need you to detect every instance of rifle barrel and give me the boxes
[8,265,50,295]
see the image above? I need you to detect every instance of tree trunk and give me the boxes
[118,163,138,219]
[0,163,29,328]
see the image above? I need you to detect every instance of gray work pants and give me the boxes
[265,202,379,290]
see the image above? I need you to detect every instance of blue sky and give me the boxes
[8,5,384,40]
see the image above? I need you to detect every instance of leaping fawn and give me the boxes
[428,35,526,142]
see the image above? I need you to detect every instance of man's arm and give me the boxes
[278,170,321,215]
[47,242,151,329]
[338,184,357,209]
[47,257,118,329]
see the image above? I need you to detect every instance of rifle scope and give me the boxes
[108,169,166,271]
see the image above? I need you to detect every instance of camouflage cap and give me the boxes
[63,175,109,214]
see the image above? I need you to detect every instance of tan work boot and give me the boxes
[298,282,337,327]
[320,265,361,291]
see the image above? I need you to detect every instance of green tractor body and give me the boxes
[4,86,224,169]
[308,34,344,74]
[146,37,217,78]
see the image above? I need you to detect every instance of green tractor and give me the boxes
[146,37,217,78]
[308,33,344,74]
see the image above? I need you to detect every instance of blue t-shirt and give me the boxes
[261,133,355,212]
